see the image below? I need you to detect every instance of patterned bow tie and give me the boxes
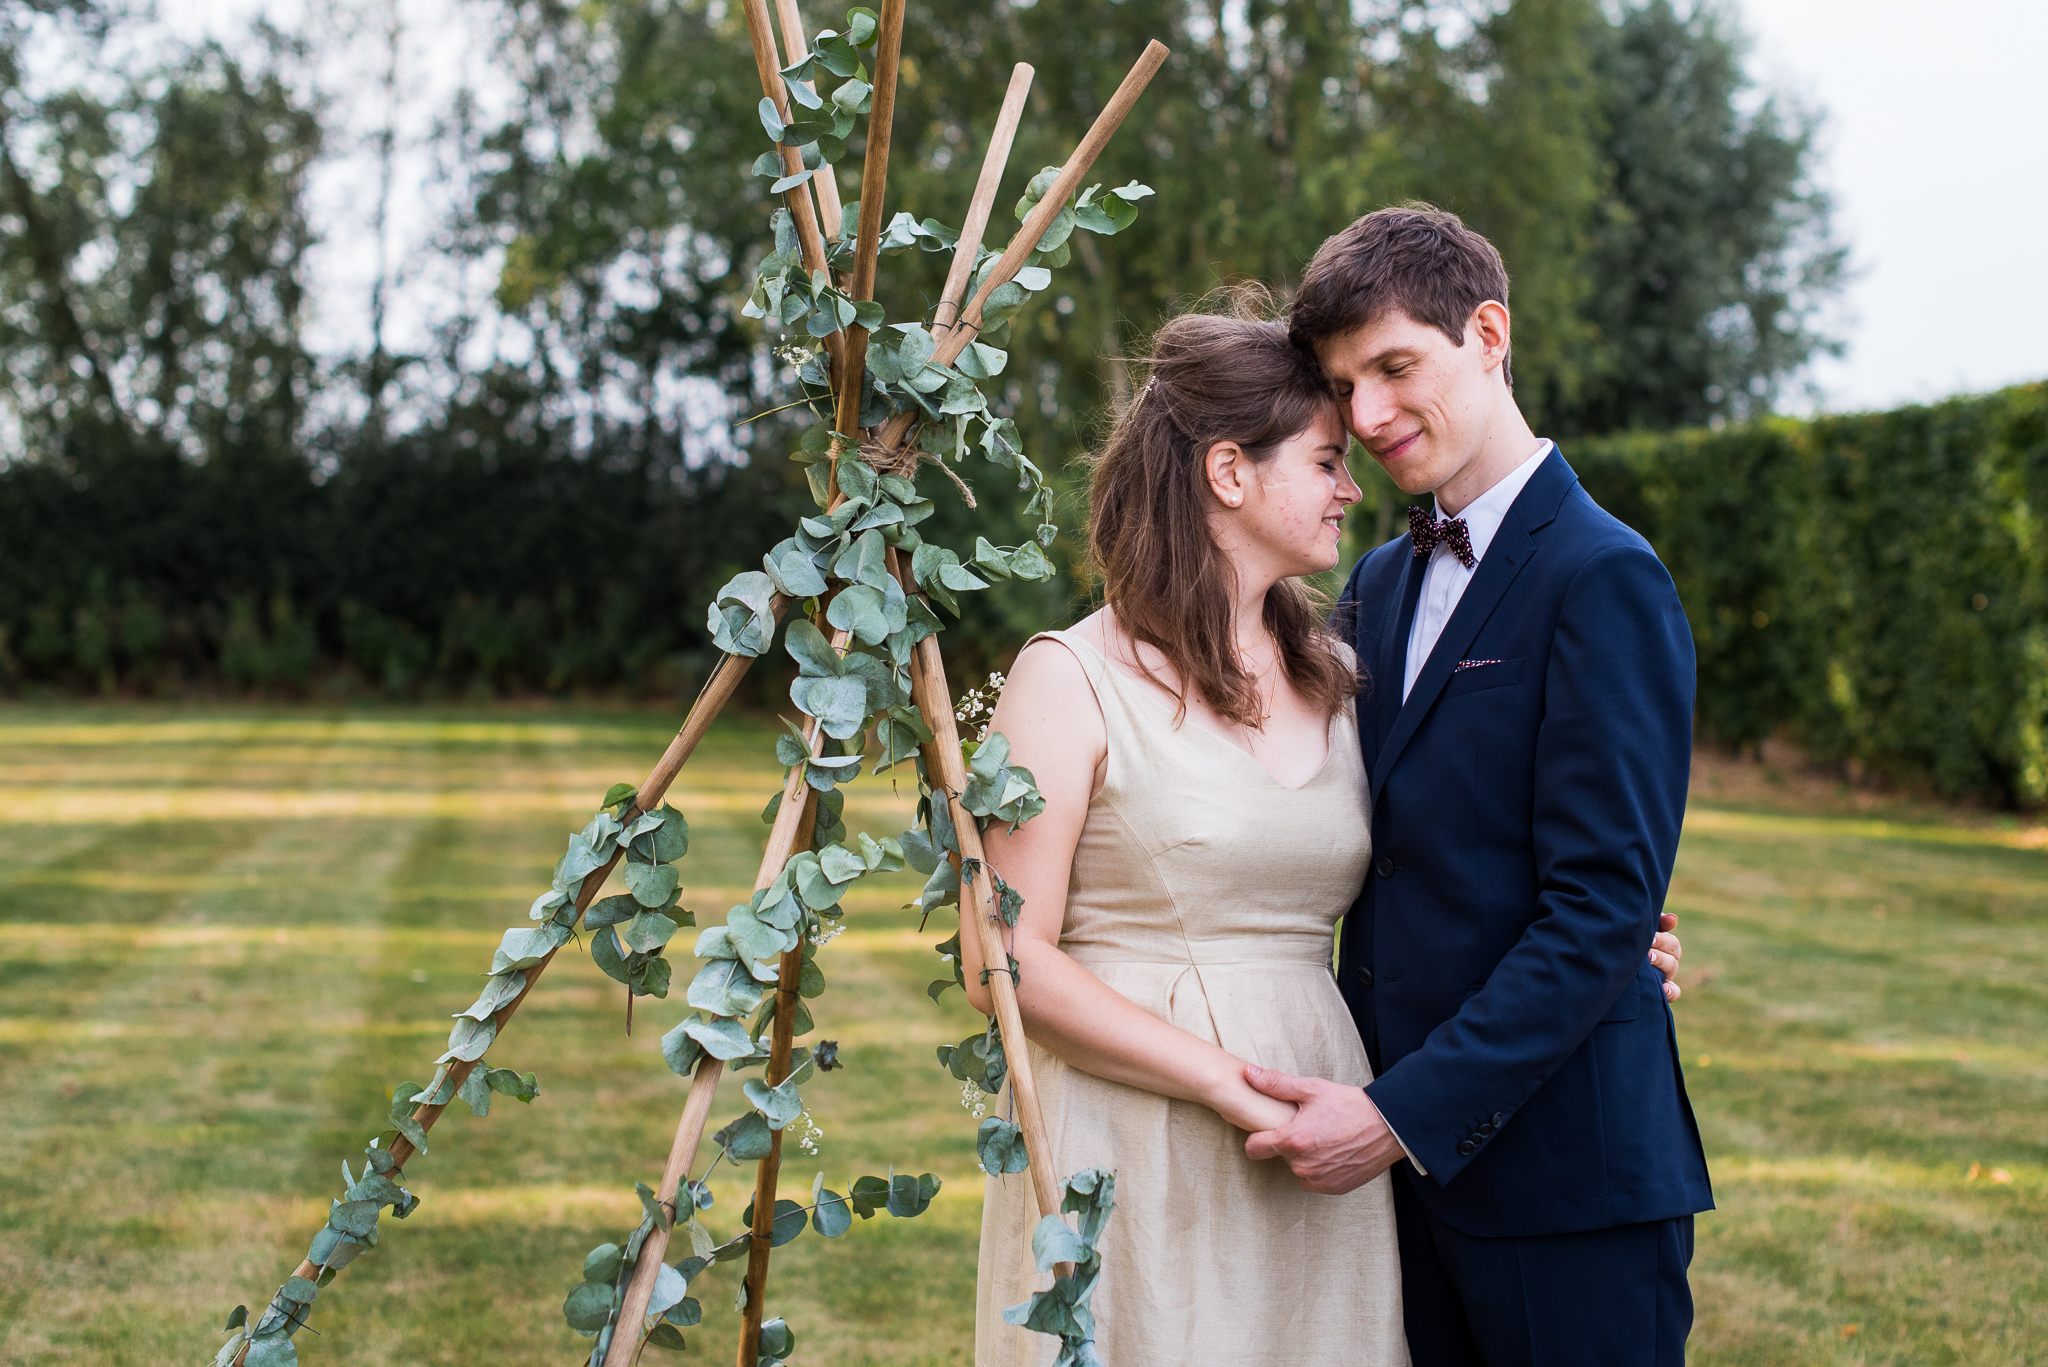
[1408,505,1475,569]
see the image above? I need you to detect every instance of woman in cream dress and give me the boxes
[963,310,1406,1366]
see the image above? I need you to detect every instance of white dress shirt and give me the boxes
[1402,441,1553,701]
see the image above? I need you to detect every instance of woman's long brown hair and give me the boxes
[1084,295,1357,728]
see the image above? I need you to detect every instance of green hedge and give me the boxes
[0,429,1061,702]
[1575,382,2048,808]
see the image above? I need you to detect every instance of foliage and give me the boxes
[1575,382,2048,807]
[0,0,1847,698]
[999,1169,1117,1367]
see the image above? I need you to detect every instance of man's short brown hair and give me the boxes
[1288,203,1513,387]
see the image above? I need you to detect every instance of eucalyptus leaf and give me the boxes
[388,1081,429,1154]
[825,583,890,645]
[835,455,879,503]
[484,1067,539,1102]
[687,958,769,1017]
[790,674,869,739]
[583,1242,623,1283]
[782,618,843,677]
[742,1073,804,1129]
[552,833,607,893]
[886,1171,940,1218]
[589,925,631,986]
[623,860,681,909]
[661,1019,706,1076]
[457,969,525,1021]
[491,923,569,973]
[1008,539,1054,580]
[584,894,640,932]
[725,898,796,965]
[563,1279,617,1332]
[955,341,1009,379]
[848,1174,890,1218]
[440,1014,497,1063]
[898,826,940,874]
[682,1014,755,1061]
[714,1111,776,1161]
[831,528,889,589]
[457,1066,492,1117]
[646,1261,688,1317]
[977,1117,1031,1174]
[795,1185,848,1239]
[764,538,829,598]
[329,1199,381,1239]
[243,1339,299,1367]
[645,805,689,863]
[692,925,737,961]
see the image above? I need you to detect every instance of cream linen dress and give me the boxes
[975,630,1407,1367]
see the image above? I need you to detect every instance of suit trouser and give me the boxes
[1390,1169,1695,1367]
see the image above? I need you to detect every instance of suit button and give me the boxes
[1492,1112,1504,1126]
[1457,1140,1477,1156]
[1478,1123,1494,1136]
[1375,856,1395,879]
[1356,966,1374,987]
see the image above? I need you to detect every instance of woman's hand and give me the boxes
[1205,1066,1302,1134]
[1650,911,1685,1001]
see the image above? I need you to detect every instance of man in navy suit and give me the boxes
[1243,205,1713,1364]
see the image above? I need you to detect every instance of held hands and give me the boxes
[1241,1065,1405,1195]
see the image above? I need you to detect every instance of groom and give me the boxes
[1244,205,1713,1364]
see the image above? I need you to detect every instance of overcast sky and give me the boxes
[153,0,2048,418]
[1730,0,2048,412]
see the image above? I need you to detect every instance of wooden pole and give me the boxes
[734,635,851,1366]
[225,624,787,1363]
[771,0,844,241]
[933,64,1034,337]
[600,1054,727,1364]
[892,554,1064,1228]
[873,39,1168,454]
[607,627,840,1367]
[828,0,905,444]
[741,0,844,378]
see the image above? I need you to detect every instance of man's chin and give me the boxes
[1372,455,1439,499]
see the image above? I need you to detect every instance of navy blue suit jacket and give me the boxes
[1336,447,1713,1239]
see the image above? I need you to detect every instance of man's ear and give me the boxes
[1469,300,1511,380]
[1205,440,1249,509]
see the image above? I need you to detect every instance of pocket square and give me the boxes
[1455,658,1506,671]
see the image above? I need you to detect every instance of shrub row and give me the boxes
[0,437,800,701]
[1574,382,2048,808]
[0,431,1058,704]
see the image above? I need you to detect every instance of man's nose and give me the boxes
[1347,387,1396,439]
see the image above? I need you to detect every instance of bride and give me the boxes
[960,300,1682,1365]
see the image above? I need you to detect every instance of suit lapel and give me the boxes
[1369,450,1581,807]
[1375,552,1428,757]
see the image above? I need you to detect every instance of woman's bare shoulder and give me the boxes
[1007,623,1099,704]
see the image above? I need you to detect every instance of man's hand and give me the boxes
[1241,1065,1406,1195]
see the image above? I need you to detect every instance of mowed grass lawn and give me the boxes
[0,706,2043,1367]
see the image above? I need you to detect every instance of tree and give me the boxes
[1559,0,1846,434]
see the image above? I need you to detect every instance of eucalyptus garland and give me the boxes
[210,9,1144,1363]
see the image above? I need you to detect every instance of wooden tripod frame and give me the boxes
[224,9,1165,1365]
